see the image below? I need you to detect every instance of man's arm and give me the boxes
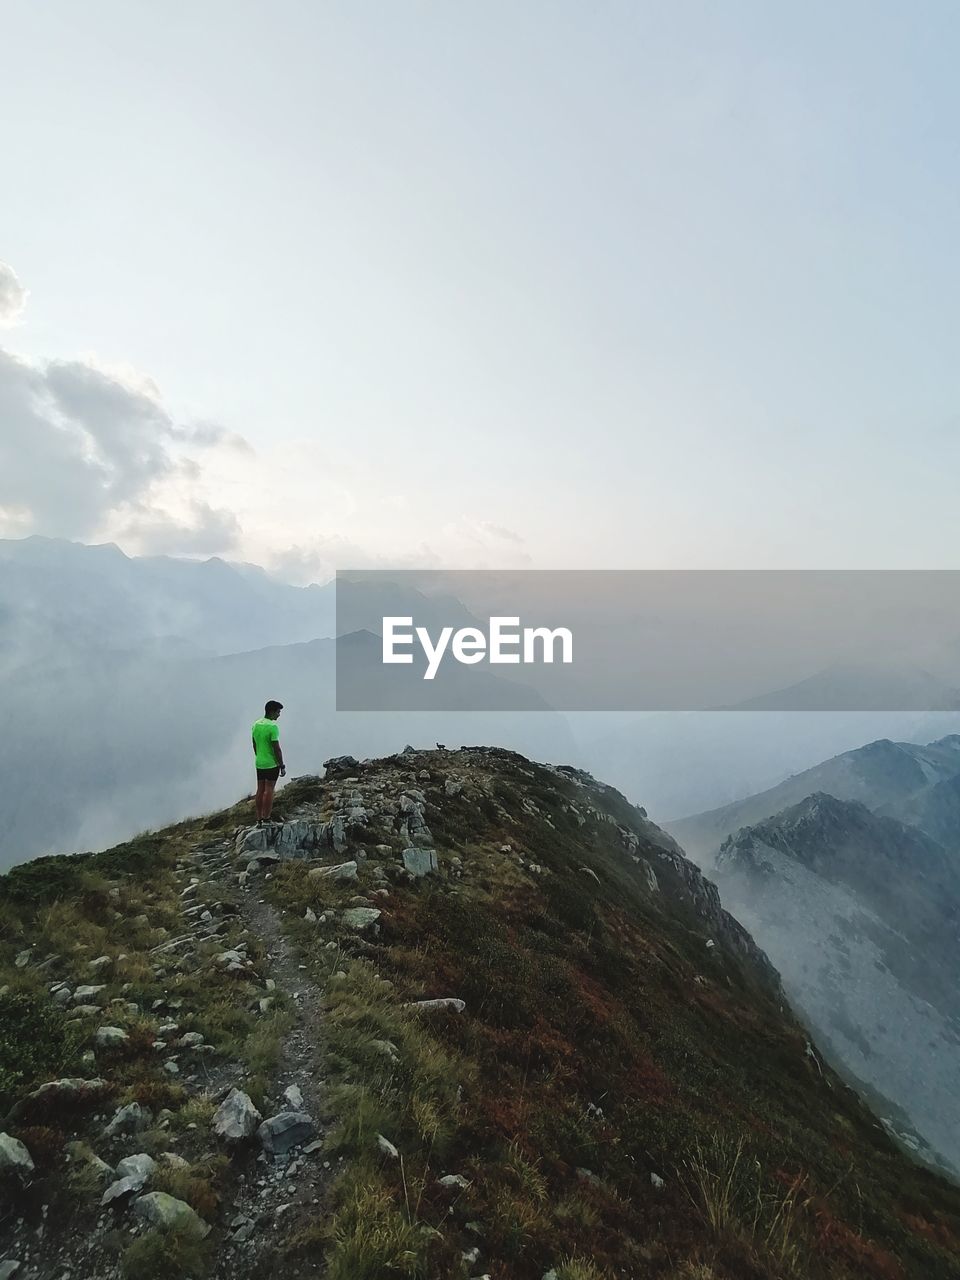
[273,734,286,775]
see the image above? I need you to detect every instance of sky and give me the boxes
[3,1,960,582]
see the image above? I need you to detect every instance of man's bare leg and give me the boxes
[255,779,266,822]
[262,779,277,821]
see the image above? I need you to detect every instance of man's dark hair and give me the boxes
[265,700,284,716]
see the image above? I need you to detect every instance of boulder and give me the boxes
[73,985,107,1004]
[8,1077,109,1123]
[133,1191,210,1238]
[213,1089,262,1142]
[308,860,358,883]
[116,1153,156,1182]
[257,1111,316,1155]
[104,1101,149,1138]
[377,1134,399,1159]
[406,997,465,1014]
[283,1084,305,1111]
[341,907,381,931]
[95,1026,129,1049]
[0,1133,34,1184]
[402,848,438,878]
[101,1173,149,1205]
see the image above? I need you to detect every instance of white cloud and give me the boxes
[0,262,27,327]
[0,345,242,554]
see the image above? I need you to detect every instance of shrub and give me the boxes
[0,990,84,1110]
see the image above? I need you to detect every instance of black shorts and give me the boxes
[256,766,281,782]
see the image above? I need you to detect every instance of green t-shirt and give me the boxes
[252,717,280,769]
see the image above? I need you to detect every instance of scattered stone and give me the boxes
[308,860,358,883]
[133,1191,210,1238]
[405,997,466,1014]
[14,950,31,968]
[341,907,381,930]
[88,955,113,973]
[377,1134,399,1159]
[104,1102,149,1138]
[0,1261,21,1279]
[73,985,107,1004]
[102,1173,149,1205]
[283,1084,305,1111]
[0,1133,34,1184]
[95,1025,129,1049]
[402,847,438,878]
[116,1153,156,1182]
[304,907,317,922]
[257,1111,316,1155]
[179,1032,204,1048]
[438,1173,471,1189]
[650,1171,665,1189]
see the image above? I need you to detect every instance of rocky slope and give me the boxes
[715,793,960,1176]
[1,749,959,1279]
[668,734,960,862]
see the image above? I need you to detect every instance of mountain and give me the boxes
[2,748,959,1279]
[715,792,960,1175]
[880,771,960,852]
[0,535,337,667]
[668,734,960,862]
[720,661,960,712]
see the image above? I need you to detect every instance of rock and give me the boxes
[237,826,273,854]
[102,1173,149,1204]
[438,1173,471,1189]
[444,778,463,797]
[402,848,438,878]
[160,1152,191,1170]
[0,1133,34,1184]
[51,986,73,1005]
[216,949,244,967]
[579,866,601,885]
[257,1111,316,1155]
[406,997,466,1014]
[377,1134,399,1159]
[14,950,31,968]
[576,1166,601,1185]
[179,1032,204,1048]
[104,1101,149,1138]
[73,985,107,1004]
[213,1089,262,1142]
[7,1077,109,1124]
[341,907,381,931]
[95,1025,129,1048]
[323,755,360,776]
[650,1171,665,1189]
[0,1261,21,1279]
[116,1153,156,1181]
[283,1084,305,1111]
[308,860,358,883]
[88,955,113,973]
[133,1191,210,1238]
[304,907,317,923]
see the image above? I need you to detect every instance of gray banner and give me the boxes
[335,570,960,711]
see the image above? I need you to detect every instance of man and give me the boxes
[252,700,286,824]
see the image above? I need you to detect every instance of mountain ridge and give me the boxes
[2,747,959,1277]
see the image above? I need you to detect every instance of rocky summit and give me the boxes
[1,747,959,1279]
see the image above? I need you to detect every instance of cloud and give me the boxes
[0,346,242,554]
[0,262,27,327]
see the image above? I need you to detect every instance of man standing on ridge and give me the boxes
[252,700,286,824]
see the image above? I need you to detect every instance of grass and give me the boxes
[681,1133,814,1275]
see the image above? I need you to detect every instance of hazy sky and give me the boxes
[3,1,960,580]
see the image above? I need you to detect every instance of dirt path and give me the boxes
[185,836,335,1279]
